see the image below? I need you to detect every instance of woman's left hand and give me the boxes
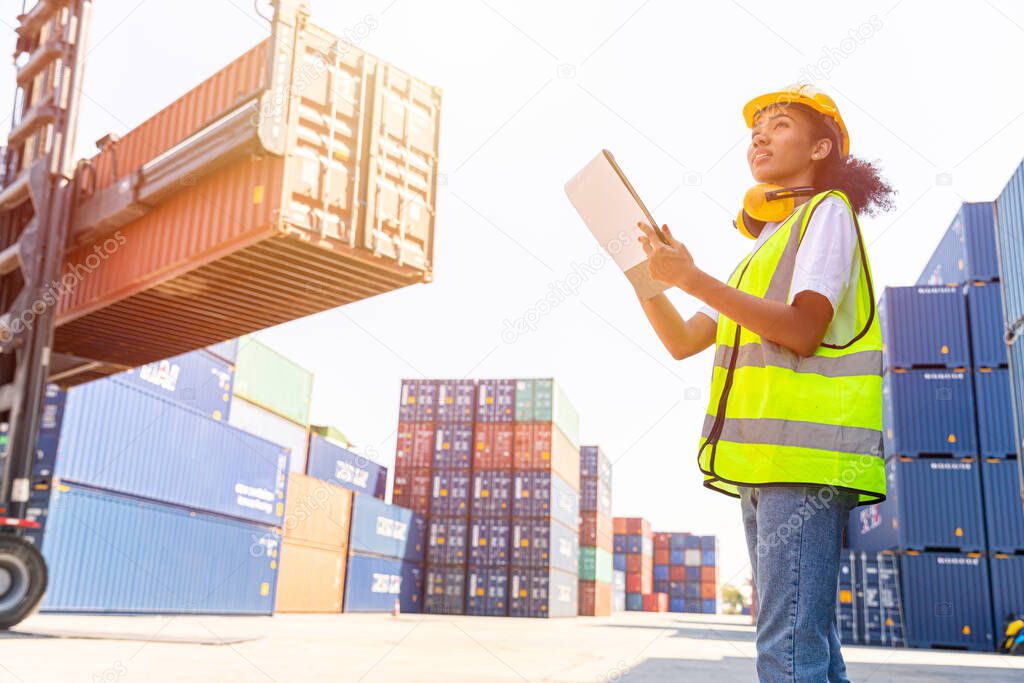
[636,221,701,291]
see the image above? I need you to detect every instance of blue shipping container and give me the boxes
[511,471,579,529]
[433,423,473,470]
[916,202,999,285]
[653,565,669,581]
[701,550,716,566]
[415,380,438,422]
[56,379,288,526]
[700,535,717,551]
[430,469,471,517]
[398,379,417,422]
[989,554,1024,643]
[469,517,511,566]
[435,379,476,423]
[35,384,68,476]
[41,485,279,614]
[466,566,508,616]
[966,282,1009,368]
[859,553,883,645]
[702,599,717,614]
[508,567,577,618]
[883,370,977,456]
[348,494,426,563]
[878,551,906,647]
[669,582,685,599]
[613,552,626,571]
[510,518,578,573]
[669,597,684,612]
[344,552,423,613]
[996,160,1024,327]
[428,517,468,565]
[116,349,233,421]
[653,580,669,595]
[847,457,986,552]
[900,551,993,651]
[306,434,388,499]
[669,533,688,551]
[685,567,700,582]
[683,598,702,613]
[470,470,512,517]
[684,535,701,550]
[424,567,466,615]
[981,458,1024,553]
[879,286,970,369]
[669,549,685,565]
[475,379,516,423]
[580,445,612,483]
[838,550,855,586]
[580,477,612,516]
[974,369,1017,457]
[624,592,644,611]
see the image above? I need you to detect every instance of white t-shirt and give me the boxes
[697,195,863,346]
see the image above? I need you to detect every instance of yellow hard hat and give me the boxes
[743,84,849,158]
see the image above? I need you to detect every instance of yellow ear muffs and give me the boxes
[733,184,817,239]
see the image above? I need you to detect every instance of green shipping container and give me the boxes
[310,424,352,448]
[579,546,613,583]
[515,379,580,448]
[232,336,313,426]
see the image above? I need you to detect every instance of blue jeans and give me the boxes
[740,485,858,683]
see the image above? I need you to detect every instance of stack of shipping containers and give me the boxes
[426,380,473,615]
[613,517,653,611]
[394,378,582,618]
[468,379,511,616]
[993,161,1024,647]
[653,533,718,614]
[846,195,1024,651]
[344,494,426,613]
[578,446,613,616]
[509,379,581,618]
[275,475,353,613]
[35,349,290,614]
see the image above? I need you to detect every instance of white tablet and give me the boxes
[565,150,670,299]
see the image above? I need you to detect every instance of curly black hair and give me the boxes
[788,102,897,217]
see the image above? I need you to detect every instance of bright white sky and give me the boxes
[5,0,1024,596]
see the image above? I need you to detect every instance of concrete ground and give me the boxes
[1,612,1022,682]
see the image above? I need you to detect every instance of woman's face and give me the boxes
[747,104,830,185]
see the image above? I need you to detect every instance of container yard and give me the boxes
[0,2,1023,681]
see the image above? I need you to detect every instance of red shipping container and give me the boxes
[50,20,441,383]
[474,423,514,470]
[579,513,613,550]
[617,517,652,538]
[626,554,642,574]
[528,422,580,490]
[654,548,669,565]
[701,582,716,599]
[578,580,612,616]
[669,566,686,582]
[513,423,533,470]
[626,573,642,593]
[613,517,627,535]
[643,593,668,612]
[412,423,436,469]
[654,532,671,550]
[700,566,717,584]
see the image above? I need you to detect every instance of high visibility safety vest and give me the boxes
[698,189,886,505]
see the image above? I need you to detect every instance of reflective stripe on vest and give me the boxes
[697,190,886,505]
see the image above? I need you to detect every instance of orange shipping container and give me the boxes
[578,580,612,616]
[642,592,668,612]
[701,582,717,599]
[700,566,717,584]
[48,10,441,384]
[282,473,353,549]
[613,517,627,535]
[654,548,669,565]
[274,540,346,613]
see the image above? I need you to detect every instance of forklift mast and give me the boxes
[0,0,92,524]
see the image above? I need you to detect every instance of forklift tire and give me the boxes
[0,535,47,630]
